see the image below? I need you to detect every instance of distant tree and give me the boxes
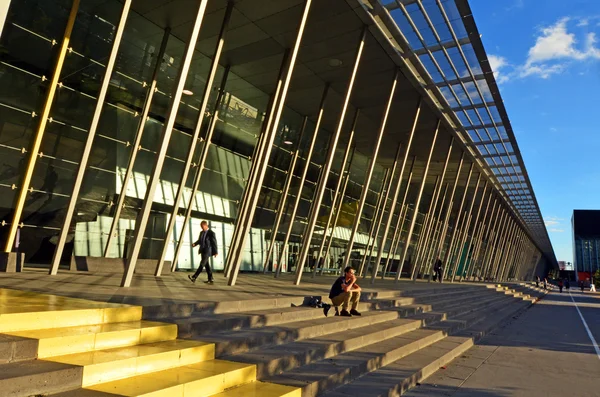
[594,269,600,289]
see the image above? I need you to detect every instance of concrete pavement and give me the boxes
[405,289,600,396]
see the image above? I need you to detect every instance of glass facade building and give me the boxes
[572,210,600,281]
[0,0,556,286]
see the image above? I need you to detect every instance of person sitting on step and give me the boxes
[325,266,362,317]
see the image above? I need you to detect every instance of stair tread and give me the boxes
[86,359,255,396]
[211,381,300,397]
[47,339,213,367]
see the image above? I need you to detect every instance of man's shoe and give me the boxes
[340,309,352,317]
[350,309,361,316]
[323,304,331,317]
[334,307,340,316]
[188,275,196,284]
[204,280,214,285]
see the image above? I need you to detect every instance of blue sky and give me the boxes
[469,0,600,266]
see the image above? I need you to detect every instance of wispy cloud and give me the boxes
[491,17,600,83]
[549,228,565,233]
[550,127,558,132]
[544,216,564,227]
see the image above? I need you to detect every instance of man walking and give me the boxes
[188,221,218,284]
[326,266,362,317]
[433,257,443,283]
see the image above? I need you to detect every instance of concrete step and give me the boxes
[361,285,480,300]
[52,359,256,397]
[0,359,83,397]
[45,339,214,387]
[0,334,38,364]
[4,320,178,358]
[203,310,403,357]
[209,381,301,397]
[366,288,495,309]
[321,296,534,396]
[144,296,309,319]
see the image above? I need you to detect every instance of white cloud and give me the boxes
[544,216,564,227]
[549,228,565,233]
[488,54,510,83]
[493,18,600,82]
[550,127,557,132]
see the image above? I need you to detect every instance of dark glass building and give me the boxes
[572,210,600,282]
[0,0,556,286]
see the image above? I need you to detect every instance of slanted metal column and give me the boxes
[262,117,308,274]
[295,37,373,286]
[321,148,355,275]
[273,85,331,278]
[459,181,488,281]
[225,52,289,278]
[228,0,313,286]
[423,183,450,278]
[343,92,416,274]
[156,2,234,274]
[395,120,439,281]
[482,208,507,280]
[104,28,170,257]
[365,144,403,280]
[433,153,464,274]
[358,168,390,277]
[449,174,481,282]
[313,138,355,277]
[409,175,439,280]
[490,212,512,280]
[168,67,231,273]
[413,139,453,277]
[50,0,131,275]
[466,193,495,281]
[499,221,518,281]
[4,0,80,253]
[497,217,517,281]
[382,157,417,279]
[441,163,473,280]
[121,0,209,287]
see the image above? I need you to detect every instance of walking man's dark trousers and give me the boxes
[191,228,218,282]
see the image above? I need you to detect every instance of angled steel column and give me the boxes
[156,2,234,275]
[441,163,473,280]
[321,159,353,275]
[395,119,439,281]
[410,175,439,280]
[313,139,356,277]
[341,70,402,273]
[499,221,518,281]
[168,67,231,273]
[228,0,313,286]
[482,207,506,280]
[273,85,331,278]
[4,0,80,253]
[466,193,495,281]
[490,212,511,280]
[382,157,417,279]
[104,28,170,258]
[476,197,501,280]
[433,153,464,272]
[459,181,488,281]
[50,0,131,275]
[496,217,517,281]
[263,117,308,274]
[450,174,481,282]
[363,143,403,279]
[295,37,372,285]
[413,138,454,277]
[121,0,209,287]
[358,168,390,277]
[225,51,289,278]
[424,183,450,279]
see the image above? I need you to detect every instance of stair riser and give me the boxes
[0,337,38,364]
[212,312,401,357]
[35,324,178,358]
[0,365,83,397]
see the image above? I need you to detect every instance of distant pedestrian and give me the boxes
[580,280,585,293]
[565,279,570,291]
[543,278,547,290]
[591,282,597,293]
[536,276,540,288]
[326,266,362,317]
[188,221,218,285]
[433,258,443,283]
[558,279,563,293]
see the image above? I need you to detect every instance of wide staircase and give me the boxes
[0,282,547,397]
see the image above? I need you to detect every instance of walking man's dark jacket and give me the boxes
[194,229,218,256]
